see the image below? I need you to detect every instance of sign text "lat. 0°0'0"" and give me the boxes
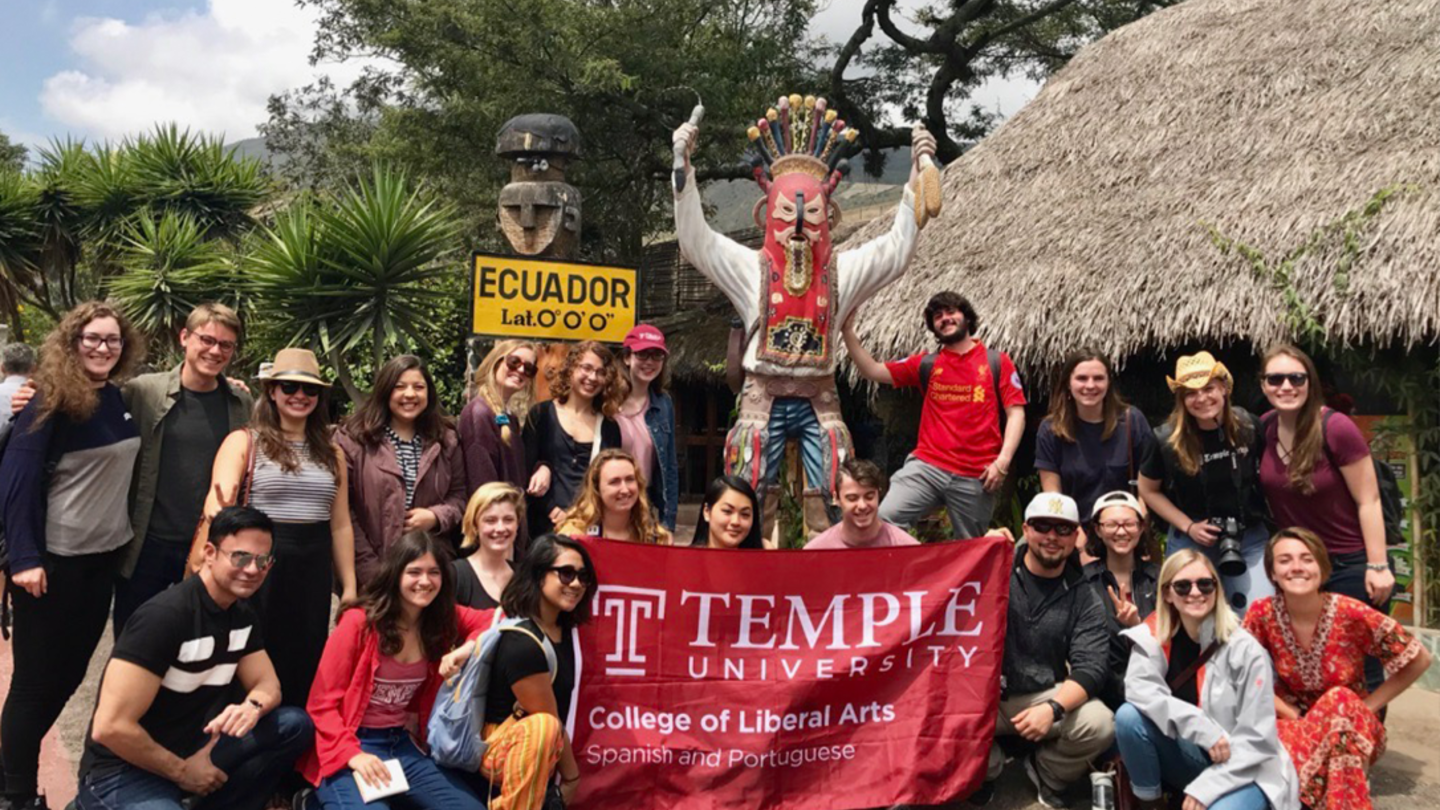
[471,252,638,343]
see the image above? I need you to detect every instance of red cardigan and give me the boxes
[300,605,496,785]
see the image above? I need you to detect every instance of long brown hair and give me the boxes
[548,341,622,418]
[359,531,459,660]
[344,354,453,448]
[252,380,339,475]
[1045,349,1128,442]
[1261,344,1326,494]
[473,339,538,445]
[33,301,144,426]
[557,449,671,544]
[1164,376,1250,477]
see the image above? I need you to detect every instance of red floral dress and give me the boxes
[1243,594,1423,810]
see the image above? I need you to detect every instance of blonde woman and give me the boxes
[1138,352,1270,610]
[453,482,525,609]
[1118,549,1298,810]
[555,449,671,544]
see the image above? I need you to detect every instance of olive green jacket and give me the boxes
[120,364,252,577]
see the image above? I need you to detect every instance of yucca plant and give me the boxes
[108,210,235,351]
[128,124,269,241]
[249,164,460,400]
[0,170,42,336]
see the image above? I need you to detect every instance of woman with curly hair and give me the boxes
[301,531,492,809]
[522,341,621,539]
[556,449,671,544]
[339,354,467,588]
[0,301,144,805]
[460,340,538,551]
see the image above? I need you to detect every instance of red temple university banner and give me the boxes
[569,536,1012,810]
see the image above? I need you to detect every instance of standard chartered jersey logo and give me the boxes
[598,585,667,677]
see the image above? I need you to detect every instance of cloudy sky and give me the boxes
[1,0,1038,151]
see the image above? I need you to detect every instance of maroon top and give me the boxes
[1259,409,1371,555]
[458,396,530,554]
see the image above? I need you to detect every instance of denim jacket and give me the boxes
[645,390,679,530]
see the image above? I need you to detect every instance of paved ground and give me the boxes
[2,516,1435,809]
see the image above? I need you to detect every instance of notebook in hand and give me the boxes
[354,759,410,803]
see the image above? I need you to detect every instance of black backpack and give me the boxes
[918,347,1009,434]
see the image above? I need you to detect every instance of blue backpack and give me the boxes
[428,615,557,771]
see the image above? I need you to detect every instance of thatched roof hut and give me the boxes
[843,0,1440,373]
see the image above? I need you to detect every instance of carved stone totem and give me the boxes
[495,113,582,258]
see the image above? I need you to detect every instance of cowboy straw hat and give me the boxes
[264,348,331,387]
[1165,351,1231,392]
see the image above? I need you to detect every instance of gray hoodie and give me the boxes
[1122,617,1300,810]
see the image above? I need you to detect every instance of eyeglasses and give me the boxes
[634,349,666,363]
[1262,372,1309,389]
[193,333,238,355]
[277,381,322,397]
[575,363,605,380]
[1170,577,1217,597]
[1027,520,1078,537]
[79,333,124,351]
[1098,520,1141,533]
[504,355,538,379]
[549,565,590,587]
[227,550,277,572]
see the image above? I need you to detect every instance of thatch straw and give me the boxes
[841,0,1440,378]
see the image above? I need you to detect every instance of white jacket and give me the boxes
[1122,617,1300,810]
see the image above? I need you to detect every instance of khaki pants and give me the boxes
[986,687,1115,790]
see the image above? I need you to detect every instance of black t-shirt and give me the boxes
[80,576,265,780]
[483,620,574,725]
[452,558,503,611]
[1166,630,1202,706]
[1140,413,1267,526]
[147,385,231,542]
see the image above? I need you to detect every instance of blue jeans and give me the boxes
[113,535,190,635]
[76,706,313,810]
[1114,704,1269,809]
[315,727,483,810]
[1166,523,1272,612]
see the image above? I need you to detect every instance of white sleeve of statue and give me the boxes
[674,169,761,327]
[834,184,920,326]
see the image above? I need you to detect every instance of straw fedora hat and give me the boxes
[1165,351,1231,392]
[265,348,331,387]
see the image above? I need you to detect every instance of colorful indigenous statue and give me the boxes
[672,95,940,524]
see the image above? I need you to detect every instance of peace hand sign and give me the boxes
[1108,585,1141,627]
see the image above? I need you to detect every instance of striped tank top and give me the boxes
[249,439,337,523]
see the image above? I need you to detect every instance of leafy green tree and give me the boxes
[265,0,823,261]
[248,164,461,400]
[0,131,26,173]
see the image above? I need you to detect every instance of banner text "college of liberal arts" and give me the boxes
[571,537,1011,810]
[470,253,637,343]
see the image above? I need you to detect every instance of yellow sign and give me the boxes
[471,252,637,342]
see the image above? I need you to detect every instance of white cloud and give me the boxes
[39,0,370,142]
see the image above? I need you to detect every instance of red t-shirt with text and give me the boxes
[886,342,1026,478]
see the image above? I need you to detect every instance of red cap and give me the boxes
[622,324,668,354]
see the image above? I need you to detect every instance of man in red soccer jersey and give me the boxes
[843,292,1026,539]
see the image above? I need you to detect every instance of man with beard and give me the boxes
[843,292,1025,540]
[75,506,313,810]
[804,459,918,549]
[975,492,1112,808]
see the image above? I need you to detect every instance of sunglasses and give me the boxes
[1027,520,1078,537]
[227,550,277,572]
[549,565,590,587]
[504,355,538,379]
[1170,577,1217,597]
[1262,372,1309,388]
[277,381,323,397]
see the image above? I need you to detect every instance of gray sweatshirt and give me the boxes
[1122,617,1300,810]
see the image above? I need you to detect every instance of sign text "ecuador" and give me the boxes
[471,252,637,343]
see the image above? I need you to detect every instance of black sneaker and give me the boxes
[965,780,996,806]
[1023,754,1067,809]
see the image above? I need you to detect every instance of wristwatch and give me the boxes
[246,698,264,711]
[1045,699,1066,723]
[1366,562,1390,572]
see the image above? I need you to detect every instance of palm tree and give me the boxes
[108,210,236,354]
[0,169,41,336]
[249,164,460,400]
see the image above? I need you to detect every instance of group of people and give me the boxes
[0,293,1430,810]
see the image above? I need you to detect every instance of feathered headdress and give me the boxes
[747,94,857,196]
